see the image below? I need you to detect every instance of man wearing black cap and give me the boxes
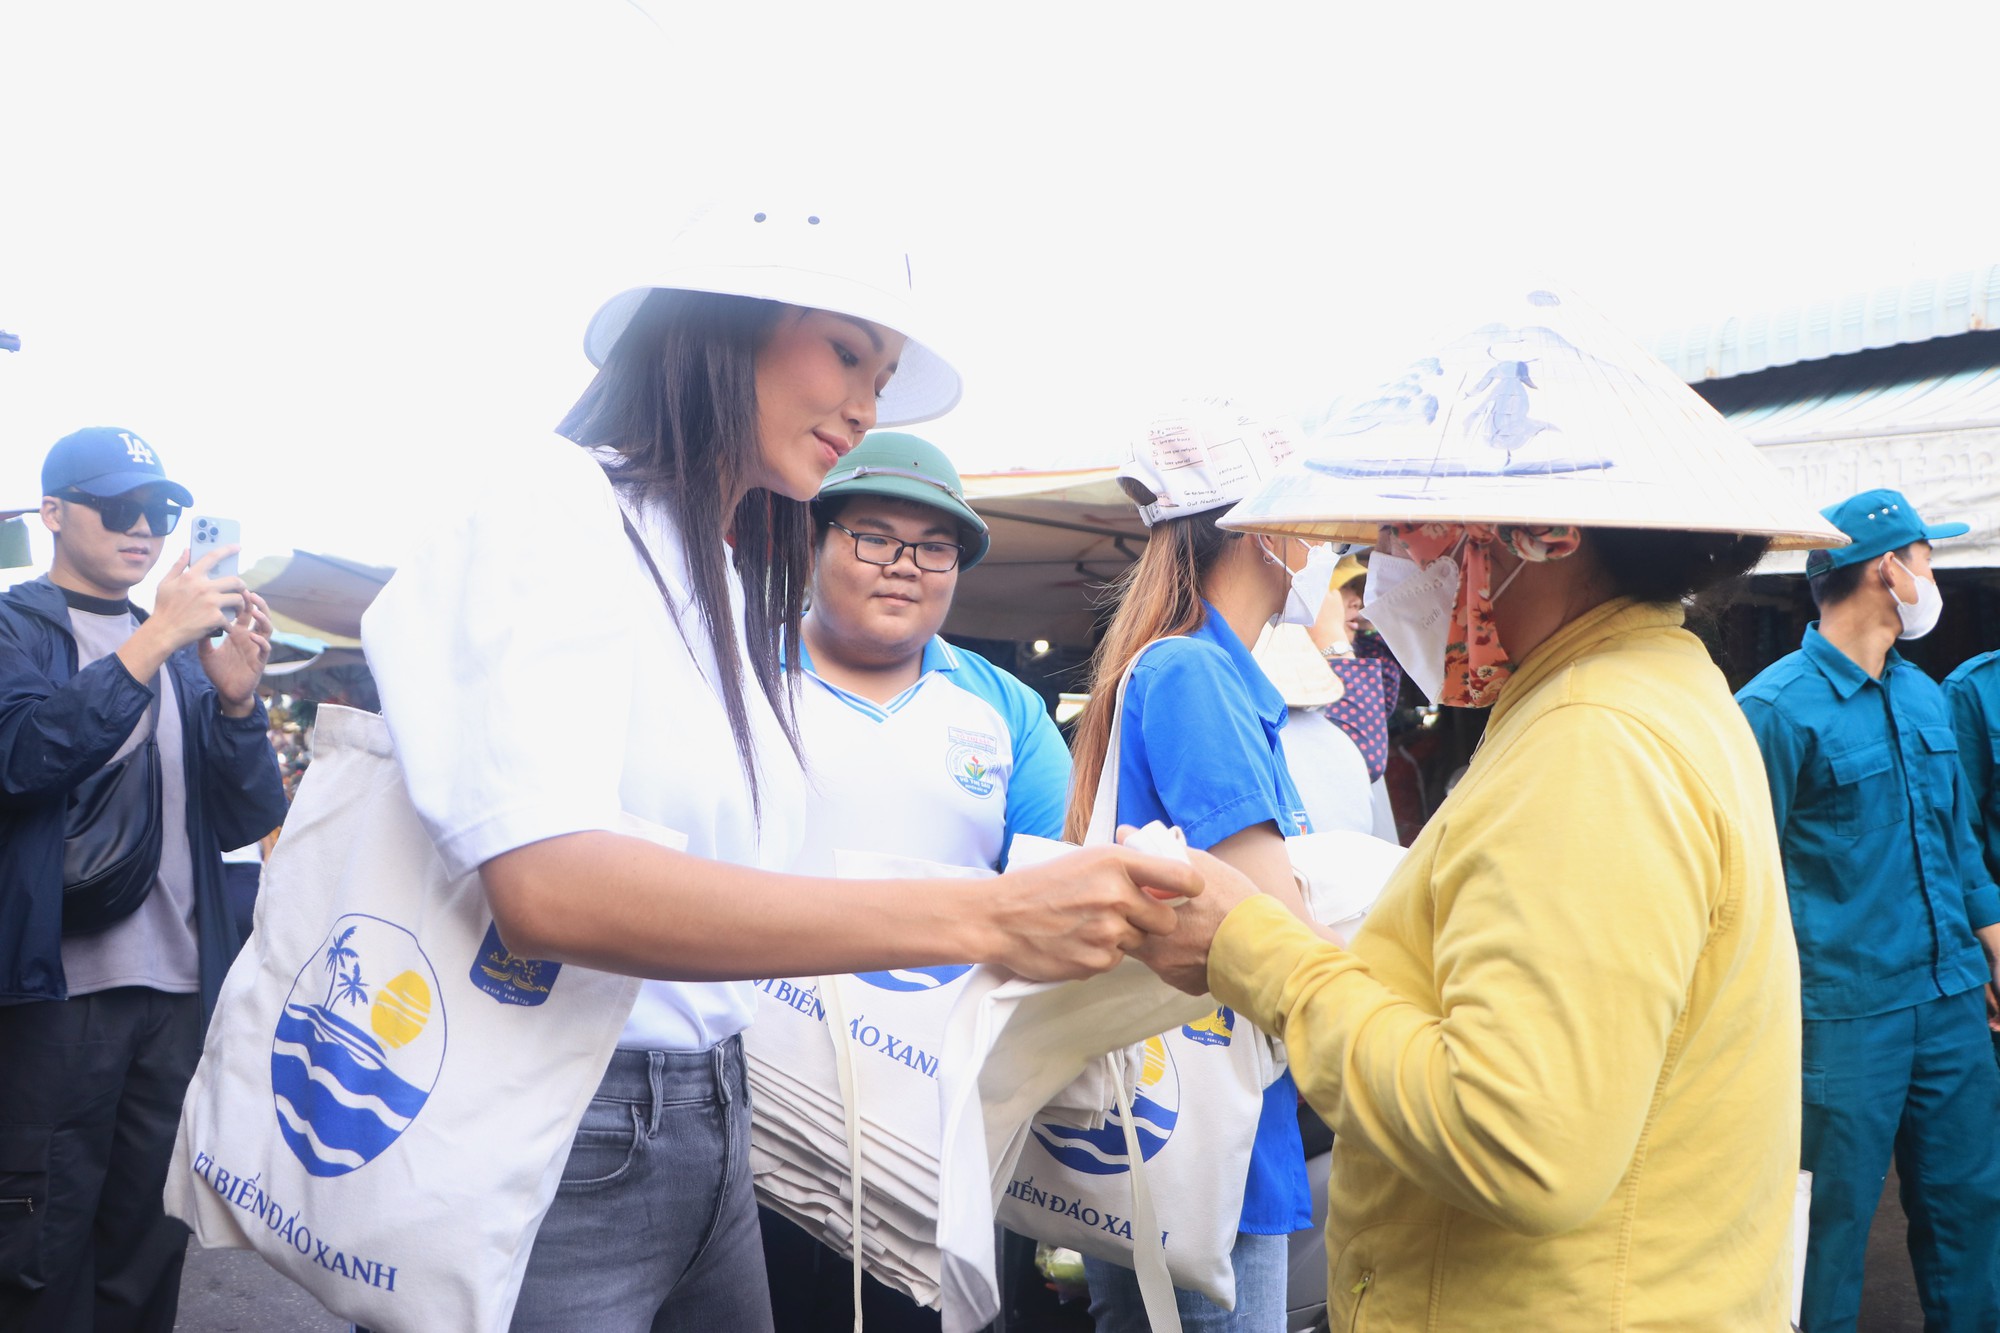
[1737,488,2000,1332]
[0,428,288,1331]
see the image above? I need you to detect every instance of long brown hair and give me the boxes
[1063,513,1243,841]
[556,289,810,823]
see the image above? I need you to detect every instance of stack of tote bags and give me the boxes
[745,640,1404,1332]
[747,836,1400,1333]
[743,848,1145,1311]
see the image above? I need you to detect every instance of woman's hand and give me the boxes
[1129,844,1261,995]
[980,843,1201,981]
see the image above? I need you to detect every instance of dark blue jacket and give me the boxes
[0,576,288,1013]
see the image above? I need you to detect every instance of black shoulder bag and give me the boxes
[61,688,165,936]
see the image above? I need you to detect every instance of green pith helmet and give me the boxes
[814,432,991,569]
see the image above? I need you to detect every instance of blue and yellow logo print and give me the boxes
[1181,1005,1236,1048]
[1031,1035,1180,1175]
[854,965,973,993]
[271,914,445,1178]
[469,923,562,1006]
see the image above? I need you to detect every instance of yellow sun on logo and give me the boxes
[370,970,433,1048]
[1139,1035,1169,1088]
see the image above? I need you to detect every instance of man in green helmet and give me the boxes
[760,431,1071,1331]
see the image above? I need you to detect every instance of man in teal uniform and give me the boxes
[1737,489,2000,1332]
[1945,638,2000,1066]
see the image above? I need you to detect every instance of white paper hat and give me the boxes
[583,205,962,427]
[1220,287,1847,551]
[1115,400,1302,528]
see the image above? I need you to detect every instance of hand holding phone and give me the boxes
[189,516,242,626]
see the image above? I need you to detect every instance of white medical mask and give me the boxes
[1360,549,1460,705]
[1889,556,1943,640]
[1266,539,1339,628]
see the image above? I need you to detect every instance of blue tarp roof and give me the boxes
[1697,331,2000,443]
[1654,265,2000,384]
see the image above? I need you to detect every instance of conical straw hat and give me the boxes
[1219,287,1847,551]
[1252,623,1344,710]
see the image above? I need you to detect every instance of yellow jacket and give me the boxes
[1212,599,1800,1331]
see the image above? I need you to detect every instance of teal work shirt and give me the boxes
[1737,626,2000,1021]
[1945,649,2000,882]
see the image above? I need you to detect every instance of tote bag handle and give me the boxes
[1087,636,1191,1333]
[1083,637,1188,848]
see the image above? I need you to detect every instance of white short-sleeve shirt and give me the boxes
[361,436,804,1052]
[792,638,1072,876]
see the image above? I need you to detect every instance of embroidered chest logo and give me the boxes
[945,725,999,798]
[272,915,445,1177]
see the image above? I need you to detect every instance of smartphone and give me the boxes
[190,516,242,626]
[190,516,240,578]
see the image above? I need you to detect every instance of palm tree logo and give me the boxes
[331,963,369,1009]
[322,926,360,1008]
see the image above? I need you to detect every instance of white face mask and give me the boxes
[1360,549,1460,705]
[1889,556,1944,640]
[1264,539,1339,628]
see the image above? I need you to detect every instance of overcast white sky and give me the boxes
[4,0,1997,591]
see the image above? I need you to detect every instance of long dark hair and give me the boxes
[1064,512,1241,842]
[556,289,809,821]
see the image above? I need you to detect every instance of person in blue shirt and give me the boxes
[1064,403,1337,1333]
[1736,488,2000,1333]
[1945,652,2000,1073]
[764,431,1073,1331]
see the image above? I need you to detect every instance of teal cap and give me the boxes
[814,432,990,569]
[1808,488,1968,573]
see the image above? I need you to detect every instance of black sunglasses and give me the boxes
[61,490,184,536]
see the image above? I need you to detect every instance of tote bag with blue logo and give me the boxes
[164,705,674,1332]
[968,639,1278,1322]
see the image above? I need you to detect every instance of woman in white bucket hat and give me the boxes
[361,206,1201,1331]
[1130,288,1845,1331]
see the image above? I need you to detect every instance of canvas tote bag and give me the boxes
[164,705,678,1332]
[744,849,997,1320]
[987,639,1279,1318]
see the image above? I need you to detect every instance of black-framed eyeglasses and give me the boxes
[828,520,963,573]
[60,490,183,536]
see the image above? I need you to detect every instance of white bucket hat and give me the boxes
[1115,400,1303,527]
[1220,287,1847,551]
[583,205,963,427]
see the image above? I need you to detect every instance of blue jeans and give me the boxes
[509,1036,773,1332]
[1083,1231,1287,1333]
[1800,988,2000,1333]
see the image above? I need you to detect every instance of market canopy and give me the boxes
[1695,331,2000,572]
[244,549,393,640]
[947,468,1145,647]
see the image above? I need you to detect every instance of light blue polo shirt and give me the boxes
[1113,605,1315,1236]
[794,636,1071,874]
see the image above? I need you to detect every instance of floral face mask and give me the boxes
[1368,522,1579,708]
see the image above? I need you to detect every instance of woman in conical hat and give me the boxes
[362,206,1201,1331]
[1133,288,1844,1331]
